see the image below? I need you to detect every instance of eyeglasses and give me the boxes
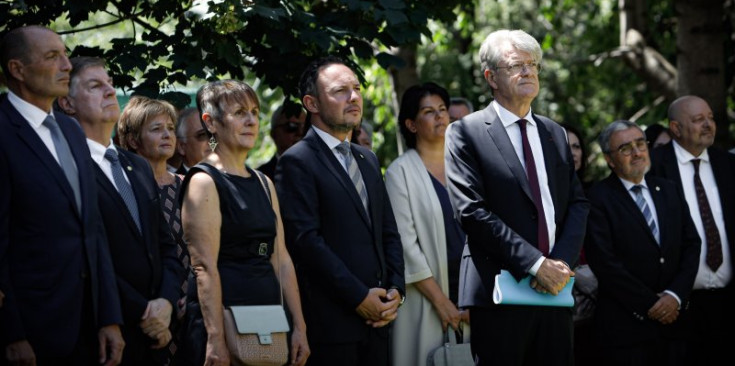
[275,121,305,134]
[494,62,541,75]
[614,138,648,156]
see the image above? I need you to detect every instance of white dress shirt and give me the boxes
[618,178,661,244]
[312,125,351,172]
[672,141,732,289]
[86,139,132,189]
[492,101,557,274]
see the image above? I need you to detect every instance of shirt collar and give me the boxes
[311,125,348,150]
[618,176,650,192]
[7,91,55,128]
[672,140,709,164]
[492,100,534,128]
[87,138,116,165]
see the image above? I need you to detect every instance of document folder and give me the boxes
[492,270,575,307]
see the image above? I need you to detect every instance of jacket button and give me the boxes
[660,257,665,264]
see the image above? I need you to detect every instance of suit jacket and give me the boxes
[650,142,735,282]
[93,148,183,360]
[275,128,405,343]
[584,174,700,347]
[0,96,122,356]
[444,105,589,307]
[257,154,278,180]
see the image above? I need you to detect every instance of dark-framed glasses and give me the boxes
[615,138,648,156]
[495,62,541,75]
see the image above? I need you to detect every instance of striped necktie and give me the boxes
[104,148,141,233]
[630,185,658,243]
[335,141,370,219]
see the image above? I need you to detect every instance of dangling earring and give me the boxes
[208,134,218,152]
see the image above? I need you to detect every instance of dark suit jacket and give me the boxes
[0,96,122,356]
[257,155,278,180]
[275,128,405,343]
[94,148,183,360]
[650,142,735,281]
[584,174,700,348]
[444,105,589,307]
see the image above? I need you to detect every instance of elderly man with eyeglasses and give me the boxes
[444,29,589,365]
[257,100,306,179]
[584,119,700,366]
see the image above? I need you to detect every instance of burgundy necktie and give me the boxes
[692,159,722,271]
[518,119,550,255]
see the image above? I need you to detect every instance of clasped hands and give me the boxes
[356,287,401,328]
[140,298,173,349]
[529,258,574,295]
[647,293,679,325]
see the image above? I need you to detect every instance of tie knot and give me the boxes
[692,158,701,172]
[630,185,643,194]
[104,148,119,163]
[43,114,59,130]
[517,118,528,130]
[335,141,351,156]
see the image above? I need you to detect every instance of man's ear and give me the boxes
[57,96,75,115]
[669,120,682,139]
[303,95,319,114]
[6,59,25,82]
[603,153,615,169]
[484,69,498,90]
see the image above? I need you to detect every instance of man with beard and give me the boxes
[585,120,700,366]
[275,56,405,365]
[650,95,735,366]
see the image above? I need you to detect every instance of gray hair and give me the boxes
[176,107,199,140]
[479,29,542,73]
[598,120,644,154]
[450,97,474,113]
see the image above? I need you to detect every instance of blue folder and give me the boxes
[492,270,575,307]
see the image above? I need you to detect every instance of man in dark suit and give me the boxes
[257,100,306,179]
[57,57,184,365]
[174,107,209,175]
[444,29,589,365]
[649,95,735,366]
[276,56,405,365]
[0,26,124,365]
[585,120,700,365]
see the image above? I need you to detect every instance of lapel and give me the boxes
[118,150,149,242]
[306,130,372,227]
[3,100,80,218]
[483,107,534,202]
[660,144,684,193]
[606,174,659,247]
[94,159,143,240]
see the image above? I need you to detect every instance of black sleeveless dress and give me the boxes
[177,164,280,365]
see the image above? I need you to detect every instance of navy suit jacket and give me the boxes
[444,105,589,308]
[93,148,183,355]
[650,142,735,285]
[275,128,405,343]
[0,96,122,356]
[584,174,700,347]
[257,154,278,180]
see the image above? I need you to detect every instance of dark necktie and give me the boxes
[104,148,142,233]
[43,115,81,214]
[692,159,722,271]
[518,119,549,255]
[630,185,659,243]
[335,141,370,219]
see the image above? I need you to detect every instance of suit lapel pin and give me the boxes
[655,186,660,191]
[359,153,364,159]
[127,166,133,171]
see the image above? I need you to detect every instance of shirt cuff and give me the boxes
[663,290,682,309]
[528,256,546,276]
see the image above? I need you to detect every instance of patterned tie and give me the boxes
[692,159,723,271]
[630,185,659,243]
[104,149,141,233]
[518,119,549,255]
[43,114,81,214]
[335,141,370,219]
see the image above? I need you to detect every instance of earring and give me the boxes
[208,135,218,152]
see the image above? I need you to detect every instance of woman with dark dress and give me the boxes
[385,82,468,365]
[178,80,309,366]
[117,96,190,361]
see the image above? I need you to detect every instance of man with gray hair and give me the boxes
[444,29,588,365]
[174,107,210,175]
[585,120,700,365]
[449,97,474,122]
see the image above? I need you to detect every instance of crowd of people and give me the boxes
[1,24,734,366]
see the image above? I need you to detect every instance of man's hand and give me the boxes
[98,324,125,366]
[366,288,402,328]
[140,298,173,338]
[532,258,574,295]
[648,293,680,325]
[5,340,35,366]
[356,288,390,323]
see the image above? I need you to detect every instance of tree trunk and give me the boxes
[388,44,420,155]
[675,0,730,147]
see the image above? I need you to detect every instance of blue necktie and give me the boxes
[631,185,658,243]
[104,149,141,233]
[335,141,370,219]
[43,115,81,214]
